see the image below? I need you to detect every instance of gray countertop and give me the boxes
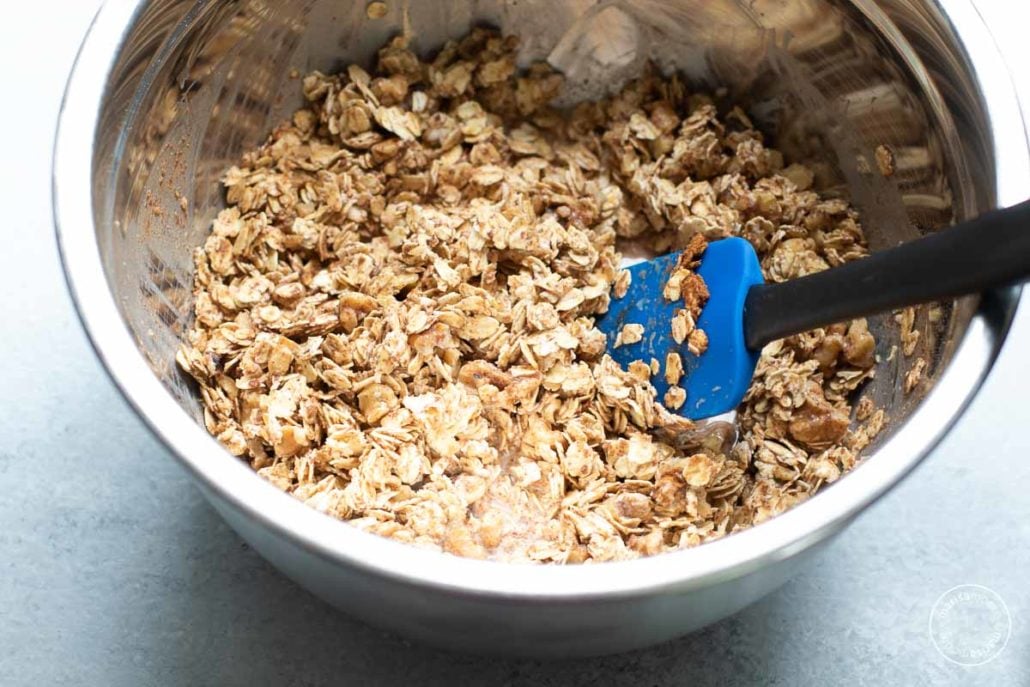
[2,2,1028,685]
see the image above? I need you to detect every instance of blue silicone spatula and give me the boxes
[598,199,1030,420]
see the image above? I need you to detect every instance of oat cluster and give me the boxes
[178,29,884,563]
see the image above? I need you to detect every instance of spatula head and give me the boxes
[598,237,765,420]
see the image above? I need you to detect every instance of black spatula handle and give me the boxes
[744,199,1030,350]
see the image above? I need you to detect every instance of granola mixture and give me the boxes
[177,29,884,563]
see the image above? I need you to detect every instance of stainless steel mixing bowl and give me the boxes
[55,0,1028,656]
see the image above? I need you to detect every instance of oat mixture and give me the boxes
[177,29,885,563]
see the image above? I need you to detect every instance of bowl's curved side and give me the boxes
[54,0,1029,655]
[203,478,839,656]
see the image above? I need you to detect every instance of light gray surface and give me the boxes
[1,2,1028,685]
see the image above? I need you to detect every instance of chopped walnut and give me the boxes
[788,383,850,451]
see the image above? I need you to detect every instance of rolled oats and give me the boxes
[664,352,684,386]
[664,386,687,410]
[904,357,927,394]
[614,323,644,348]
[875,144,896,177]
[896,306,919,356]
[179,29,886,564]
